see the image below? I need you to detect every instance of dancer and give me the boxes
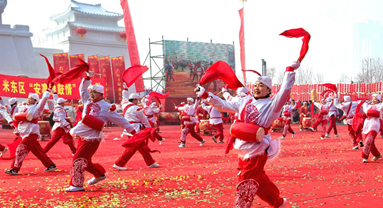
[326,97,340,137]
[309,98,331,140]
[175,97,205,147]
[196,61,300,208]
[333,95,363,149]
[299,102,309,131]
[43,91,76,155]
[5,92,58,175]
[113,91,161,170]
[0,100,15,157]
[73,100,83,127]
[65,72,136,192]
[281,100,298,139]
[143,101,164,143]
[202,100,224,143]
[361,94,382,163]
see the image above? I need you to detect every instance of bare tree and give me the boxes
[295,66,313,84]
[339,73,349,83]
[266,67,277,82]
[356,58,383,83]
[275,70,284,85]
[313,72,324,84]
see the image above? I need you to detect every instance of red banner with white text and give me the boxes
[88,55,100,78]
[53,53,69,74]
[69,54,85,69]
[99,56,114,101]
[111,56,125,103]
[0,74,104,99]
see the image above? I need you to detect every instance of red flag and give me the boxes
[120,0,145,92]
[320,83,337,92]
[199,61,244,90]
[279,28,311,62]
[239,8,246,84]
[148,92,169,105]
[40,54,56,87]
[122,65,149,87]
[52,59,89,84]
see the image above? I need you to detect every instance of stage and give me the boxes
[0,123,382,207]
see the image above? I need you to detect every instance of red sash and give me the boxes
[239,99,253,122]
[123,104,135,116]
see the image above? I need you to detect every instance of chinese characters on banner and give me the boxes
[120,0,145,92]
[0,74,105,99]
[88,55,100,78]
[99,56,114,101]
[69,54,85,68]
[53,53,69,74]
[111,56,125,103]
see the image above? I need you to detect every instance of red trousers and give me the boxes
[12,134,54,171]
[115,141,155,167]
[235,153,284,208]
[326,115,338,135]
[348,124,363,146]
[70,138,105,187]
[312,118,328,137]
[148,121,163,141]
[282,119,294,137]
[180,124,203,143]
[213,123,224,141]
[44,127,76,154]
[362,131,381,159]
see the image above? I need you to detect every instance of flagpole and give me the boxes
[240,0,246,85]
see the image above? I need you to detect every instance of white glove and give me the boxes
[123,82,128,89]
[86,71,95,78]
[291,61,300,69]
[221,87,228,93]
[43,90,51,98]
[194,84,206,97]
[48,88,56,93]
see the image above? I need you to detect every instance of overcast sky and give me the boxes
[3,0,383,84]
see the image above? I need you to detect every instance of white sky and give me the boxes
[3,0,383,84]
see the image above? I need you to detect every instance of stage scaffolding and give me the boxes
[142,36,166,94]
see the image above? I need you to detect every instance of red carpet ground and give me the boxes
[0,123,382,207]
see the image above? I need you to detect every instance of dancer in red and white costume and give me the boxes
[175,97,205,148]
[0,100,15,157]
[333,95,364,149]
[5,92,57,175]
[202,101,224,143]
[361,94,383,163]
[309,98,331,140]
[326,97,340,137]
[299,102,309,131]
[197,62,300,208]
[43,92,76,155]
[66,72,136,192]
[281,100,298,139]
[113,91,162,171]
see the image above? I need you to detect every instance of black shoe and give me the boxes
[212,136,217,143]
[359,141,364,147]
[5,169,18,175]
[44,164,57,172]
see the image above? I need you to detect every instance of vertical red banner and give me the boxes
[69,54,85,68]
[99,56,114,101]
[53,53,69,74]
[111,56,125,103]
[120,0,145,92]
[88,55,100,78]
[238,8,246,84]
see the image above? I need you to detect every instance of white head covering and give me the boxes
[56,98,67,104]
[128,93,140,100]
[187,97,194,102]
[256,76,272,89]
[29,93,39,102]
[236,87,249,97]
[8,98,17,105]
[88,85,104,94]
[344,96,351,102]
[372,94,382,101]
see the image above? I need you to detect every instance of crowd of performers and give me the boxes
[1,60,383,207]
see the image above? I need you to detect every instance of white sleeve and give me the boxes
[108,111,135,132]
[53,94,59,103]
[207,93,239,114]
[137,111,151,128]
[80,78,91,104]
[34,91,50,118]
[122,90,129,100]
[268,71,295,114]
